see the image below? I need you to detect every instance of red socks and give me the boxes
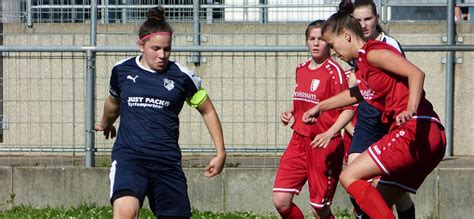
[347,180,395,219]
[278,202,304,219]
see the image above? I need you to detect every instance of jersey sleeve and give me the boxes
[109,66,120,98]
[183,68,208,108]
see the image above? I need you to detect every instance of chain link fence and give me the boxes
[0,1,471,167]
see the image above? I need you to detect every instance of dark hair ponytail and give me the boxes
[338,0,354,14]
[139,6,173,40]
[147,6,166,21]
[321,0,364,39]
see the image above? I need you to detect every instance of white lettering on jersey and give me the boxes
[127,96,170,109]
[293,91,320,104]
[360,88,375,100]
[373,145,382,155]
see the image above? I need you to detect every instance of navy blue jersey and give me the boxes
[109,56,201,161]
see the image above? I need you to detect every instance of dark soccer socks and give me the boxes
[397,203,415,219]
[350,197,370,219]
[347,180,395,219]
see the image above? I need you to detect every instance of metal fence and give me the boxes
[2,0,474,24]
[0,0,470,167]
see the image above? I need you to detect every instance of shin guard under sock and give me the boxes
[278,202,304,219]
[347,180,395,219]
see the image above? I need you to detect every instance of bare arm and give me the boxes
[344,121,355,136]
[455,6,463,22]
[367,49,425,124]
[311,109,354,148]
[95,95,120,139]
[280,108,294,126]
[196,98,226,177]
[302,88,361,124]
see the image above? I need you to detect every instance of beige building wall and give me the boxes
[2,22,473,156]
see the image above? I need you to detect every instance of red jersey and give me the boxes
[355,40,439,129]
[344,69,358,125]
[291,58,349,138]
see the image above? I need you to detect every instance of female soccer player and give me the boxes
[342,0,415,218]
[302,5,446,219]
[273,20,353,219]
[95,6,226,219]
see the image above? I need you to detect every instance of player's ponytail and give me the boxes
[338,0,354,14]
[148,6,167,22]
[138,6,173,42]
[321,0,364,39]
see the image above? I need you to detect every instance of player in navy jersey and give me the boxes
[95,6,226,219]
[341,0,415,218]
[302,5,446,219]
[272,20,353,219]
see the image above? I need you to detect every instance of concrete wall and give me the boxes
[1,22,474,156]
[0,167,472,218]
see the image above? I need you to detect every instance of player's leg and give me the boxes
[376,182,415,219]
[109,158,148,219]
[311,206,334,219]
[273,133,308,218]
[148,164,192,218]
[157,217,189,219]
[307,138,344,219]
[113,195,140,219]
[346,152,370,219]
[339,151,395,219]
[395,192,415,219]
[273,192,304,218]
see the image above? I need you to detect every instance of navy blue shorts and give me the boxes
[350,101,389,154]
[109,154,191,217]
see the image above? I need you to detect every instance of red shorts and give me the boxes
[367,119,446,193]
[342,130,352,164]
[273,132,345,208]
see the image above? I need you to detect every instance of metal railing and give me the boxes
[2,0,473,25]
[0,0,470,166]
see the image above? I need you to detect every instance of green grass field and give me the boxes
[0,205,281,219]
[0,205,355,218]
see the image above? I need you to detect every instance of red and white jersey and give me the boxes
[355,40,440,129]
[291,58,349,138]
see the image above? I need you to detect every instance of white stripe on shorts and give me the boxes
[109,160,117,199]
[272,188,300,194]
[368,147,390,175]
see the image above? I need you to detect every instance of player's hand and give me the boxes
[396,109,416,126]
[204,153,226,177]
[311,131,333,148]
[280,111,293,126]
[94,123,116,139]
[302,105,320,124]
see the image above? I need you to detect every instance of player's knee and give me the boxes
[272,193,292,211]
[339,169,352,188]
[114,207,139,219]
[113,197,140,219]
